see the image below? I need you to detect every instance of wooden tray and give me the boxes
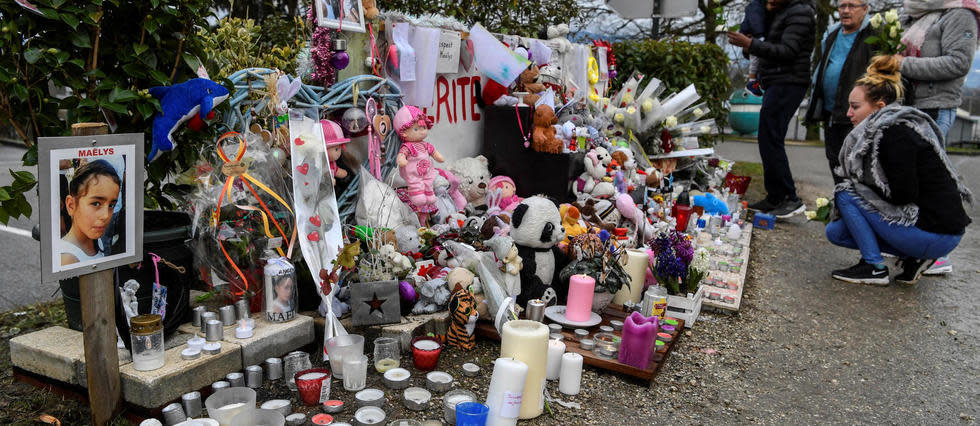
[475,306,684,383]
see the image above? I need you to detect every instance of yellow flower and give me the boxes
[870,13,883,29]
[885,9,899,24]
[816,197,829,208]
[622,93,634,105]
[804,211,817,220]
[700,125,712,134]
[664,115,678,128]
[889,25,897,38]
[614,112,625,123]
[693,108,704,118]
[627,106,637,115]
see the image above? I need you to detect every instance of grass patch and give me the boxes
[946,145,980,155]
[729,161,766,203]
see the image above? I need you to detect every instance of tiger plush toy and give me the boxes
[445,268,479,351]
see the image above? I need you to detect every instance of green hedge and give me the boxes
[612,40,731,134]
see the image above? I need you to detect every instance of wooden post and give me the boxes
[72,122,122,425]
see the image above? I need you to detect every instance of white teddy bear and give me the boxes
[448,155,491,213]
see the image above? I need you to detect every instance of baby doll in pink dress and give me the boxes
[394,106,445,216]
[488,176,522,212]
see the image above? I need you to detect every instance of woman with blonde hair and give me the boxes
[826,55,971,285]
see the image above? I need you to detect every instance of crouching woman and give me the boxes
[826,55,972,286]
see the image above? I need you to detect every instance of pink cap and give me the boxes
[321,119,350,147]
[489,175,514,190]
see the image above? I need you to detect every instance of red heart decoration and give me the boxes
[310,216,322,227]
[307,231,320,242]
[297,163,309,175]
[294,137,305,146]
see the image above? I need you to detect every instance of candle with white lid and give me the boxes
[499,320,548,419]
[558,353,583,395]
[485,357,528,426]
[545,338,565,381]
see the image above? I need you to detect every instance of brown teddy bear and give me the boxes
[362,0,379,20]
[517,64,547,106]
[532,104,562,154]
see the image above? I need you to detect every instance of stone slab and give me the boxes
[220,313,315,366]
[119,341,242,408]
[10,326,92,385]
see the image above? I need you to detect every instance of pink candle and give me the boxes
[618,312,658,369]
[565,274,595,322]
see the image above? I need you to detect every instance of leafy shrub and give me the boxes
[613,39,732,140]
[0,0,216,220]
[381,0,582,37]
[197,16,306,79]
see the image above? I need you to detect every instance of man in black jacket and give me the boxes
[804,2,873,184]
[728,0,816,218]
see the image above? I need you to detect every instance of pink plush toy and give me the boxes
[395,106,445,222]
[321,119,350,184]
[488,176,522,212]
[437,168,468,211]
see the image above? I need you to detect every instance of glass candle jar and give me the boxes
[373,337,400,373]
[130,314,165,371]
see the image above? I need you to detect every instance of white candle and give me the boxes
[499,320,548,419]
[485,357,529,426]
[558,353,583,395]
[615,249,649,305]
[545,339,566,381]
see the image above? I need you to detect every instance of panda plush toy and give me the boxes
[511,196,568,307]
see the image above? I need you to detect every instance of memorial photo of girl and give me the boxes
[59,158,124,266]
[272,275,295,313]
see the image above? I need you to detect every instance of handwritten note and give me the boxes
[437,30,461,74]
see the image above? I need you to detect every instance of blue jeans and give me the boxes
[934,108,956,145]
[825,191,962,265]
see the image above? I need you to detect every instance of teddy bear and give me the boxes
[448,155,491,213]
[532,104,562,154]
[412,277,451,314]
[394,225,423,253]
[362,0,379,20]
[511,196,568,307]
[571,199,617,232]
[517,64,547,106]
[572,148,616,199]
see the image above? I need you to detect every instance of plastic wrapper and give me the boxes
[187,128,296,313]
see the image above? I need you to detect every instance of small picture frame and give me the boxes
[38,133,144,282]
[316,0,366,33]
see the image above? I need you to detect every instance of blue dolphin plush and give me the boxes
[147,78,229,161]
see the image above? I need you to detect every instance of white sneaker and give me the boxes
[923,256,952,275]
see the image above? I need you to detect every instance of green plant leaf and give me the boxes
[133,43,149,55]
[54,51,69,65]
[70,32,91,48]
[24,48,43,64]
[100,102,129,115]
[136,102,154,119]
[108,87,139,103]
[0,188,10,202]
[51,0,68,7]
[11,170,36,185]
[68,58,85,69]
[15,194,31,219]
[21,146,38,167]
[148,69,169,84]
[60,13,80,29]
[0,206,9,225]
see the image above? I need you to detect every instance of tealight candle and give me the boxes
[235,318,254,339]
[285,413,306,426]
[355,388,385,408]
[545,338,566,381]
[226,372,244,387]
[311,413,334,425]
[655,340,666,352]
[203,342,221,355]
[425,371,453,393]
[180,347,201,360]
[558,353,584,396]
[322,399,345,414]
[443,389,476,424]
[383,368,411,389]
[205,319,223,342]
[187,335,206,351]
[403,387,432,411]
[219,305,236,326]
[181,391,202,418]
[354,406,386,426]
[462,363,480,377]
[658,332,673,343]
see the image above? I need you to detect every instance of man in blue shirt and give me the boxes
[804,0,874,184]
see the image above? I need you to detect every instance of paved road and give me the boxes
[0,143,50,312]
[676,140,980,423]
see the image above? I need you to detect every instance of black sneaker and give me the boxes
[771,198,805,218]
[747,198,780,212]
[895,257,936,286]
[832,259,890,286]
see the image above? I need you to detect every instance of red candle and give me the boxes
[411,336,443,371]
[674,204,692,232]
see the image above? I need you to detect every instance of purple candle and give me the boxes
[618,312,658,369]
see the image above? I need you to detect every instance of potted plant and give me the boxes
[648,230,709,325]
[347,231,415,326]
[559,233,631,313]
